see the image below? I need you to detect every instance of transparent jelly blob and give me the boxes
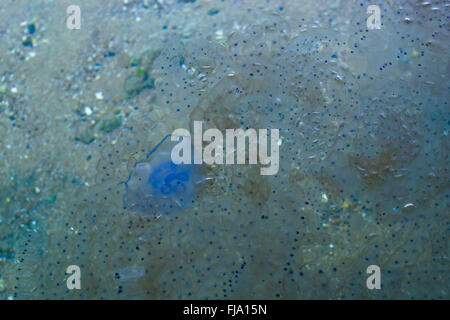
[123,134,205,217]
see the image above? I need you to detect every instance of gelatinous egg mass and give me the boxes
[124,134,204,216]
[1,0,448,301]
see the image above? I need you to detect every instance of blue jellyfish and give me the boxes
[123,134,204,217]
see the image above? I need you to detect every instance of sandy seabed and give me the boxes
[0,0,448,299]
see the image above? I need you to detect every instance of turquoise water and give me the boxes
[0,0,448,299]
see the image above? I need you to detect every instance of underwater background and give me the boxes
[0,0,448,299]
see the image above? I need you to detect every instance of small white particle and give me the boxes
[84,106,93,116]
[95,92,104,100]
[215,30,224,41]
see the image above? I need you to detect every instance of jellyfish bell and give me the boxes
[123,134,206,217]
